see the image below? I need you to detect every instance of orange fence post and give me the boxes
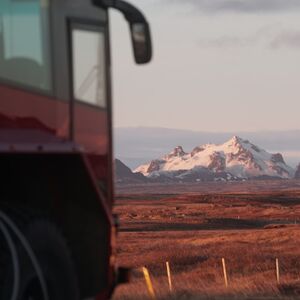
[166,261,173,292]
[142,267,156,299]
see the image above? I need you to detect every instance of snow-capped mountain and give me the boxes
[134,136,295,181]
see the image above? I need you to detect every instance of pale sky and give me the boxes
[110,0,300,132]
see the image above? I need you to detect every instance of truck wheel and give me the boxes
[0,218,80,300]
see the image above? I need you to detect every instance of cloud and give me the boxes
[198,25,273,48]
[198,25,300,49]
[269,31,300,49]
[168,0,300,14]
[198,36,256,48]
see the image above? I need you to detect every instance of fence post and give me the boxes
[276,258,280,285]
[222,258,228,288]
[166,261,173,292]
[142,267,156,299]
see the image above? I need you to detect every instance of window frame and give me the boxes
[68,19,109,111]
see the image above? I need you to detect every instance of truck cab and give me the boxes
[0,0,151,299]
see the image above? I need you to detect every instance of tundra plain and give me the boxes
[113,181,300,300]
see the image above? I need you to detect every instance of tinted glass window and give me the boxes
[0,0,52,91]
[72,28,107,108]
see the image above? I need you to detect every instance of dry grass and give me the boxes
[112,187,300,299]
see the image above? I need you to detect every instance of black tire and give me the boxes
[0,217,80,300]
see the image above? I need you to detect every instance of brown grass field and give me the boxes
[112,181,300,299]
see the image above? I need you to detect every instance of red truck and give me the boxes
[0,0,152,299]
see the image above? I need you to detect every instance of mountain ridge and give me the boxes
[295,164,300,179]
[115,159,147,183]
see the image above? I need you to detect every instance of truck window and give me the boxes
[71,27,107,108]
[0,0,52,91]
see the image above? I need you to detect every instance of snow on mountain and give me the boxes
[134,136,295,181]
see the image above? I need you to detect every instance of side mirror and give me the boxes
[93,0,152,64]
[130,22,152,64]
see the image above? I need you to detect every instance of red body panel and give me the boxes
[0,84,112,207]
[0,82,115,297]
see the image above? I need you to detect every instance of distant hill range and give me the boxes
[132,136,298,182]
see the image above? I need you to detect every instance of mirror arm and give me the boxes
[92,0,152,64]
[92,0,148,24]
